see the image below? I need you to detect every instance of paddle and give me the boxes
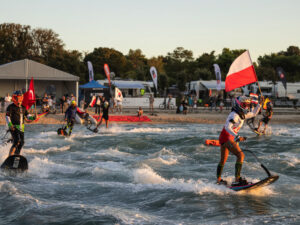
[243,149,272,177]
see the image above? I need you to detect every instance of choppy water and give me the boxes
[0,123,299,225]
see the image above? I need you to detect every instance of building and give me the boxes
[0,59,79,102]
[243,81,300,99]
[97,79,153,97]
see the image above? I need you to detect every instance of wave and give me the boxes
[28,156,77,178]
[24,146,71,154]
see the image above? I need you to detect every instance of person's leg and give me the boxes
[217,145,229,183]
[256,121,263,132]
[225,140,245,182]
[105,119,109,128]
[9,129,19,156]
[15,131,24,155]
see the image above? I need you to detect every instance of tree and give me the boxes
[84,47,127,79]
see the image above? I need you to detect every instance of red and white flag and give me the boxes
[89,96,96,107]
[225,50,257,92]
[115,87,123,101]
[22,77,36,110]
[104,64,111,86]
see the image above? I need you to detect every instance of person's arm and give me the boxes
[5,105,13,130]
[245,104,261,119]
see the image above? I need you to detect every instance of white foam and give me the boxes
[278,152,300,167]
[147,148,179,165]
[127,127,185,133]
[29,156,77,178]
[24,145,71,154]
[93,147,134,159]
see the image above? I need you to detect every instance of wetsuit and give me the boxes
[64,105,84,135]
[219,104,261,144]
[217,103,261,181]
[261,108,273,125]
[101,102,110,121]
[5,104,31,155]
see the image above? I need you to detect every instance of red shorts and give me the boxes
[219,127,234,145]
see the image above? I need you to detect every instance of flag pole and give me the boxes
[248,51,263,98]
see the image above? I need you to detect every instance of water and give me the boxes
[0,123,299,224]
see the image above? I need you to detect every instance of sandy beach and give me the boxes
[1,108,300,125]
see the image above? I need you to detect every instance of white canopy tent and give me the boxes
[0,59,79,103]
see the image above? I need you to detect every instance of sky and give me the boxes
[1,0,300,62]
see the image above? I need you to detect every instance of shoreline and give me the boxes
[1,111,300,125]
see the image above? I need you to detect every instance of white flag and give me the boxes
[150,66,158,90]
[213,64,222,91]
[115,87,123,101]
[87,61,94,82]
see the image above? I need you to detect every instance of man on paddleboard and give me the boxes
[256,101,273,134]
[5,91,35,156]
[64,100,85,136]
[217,96,263,185]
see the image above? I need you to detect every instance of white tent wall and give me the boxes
[0,80,77,101]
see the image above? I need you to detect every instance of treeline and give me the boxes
[1,23,300,92]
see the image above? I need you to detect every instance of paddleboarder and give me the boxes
[64,100,85,136]
[5,91,35,156]
[217,96,263,185]
[93,97,110,132]
[256,101,273,134]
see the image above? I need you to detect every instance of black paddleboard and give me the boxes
[57,127,68,136]
[1,155,28,172]
[228,175,279,192]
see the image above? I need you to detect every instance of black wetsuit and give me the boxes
[64,105,83,135]
[101,102,110,121]
[261,109,273,124]
[6,104,29,155]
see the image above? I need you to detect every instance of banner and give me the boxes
[22,77,36,110]
[225,50,257,92]
[87,61,94,82]
[213,64,222,91]
[276,67,287,90]
[150,66,158,90]
[115,87,123,101]
[104,64,111,86]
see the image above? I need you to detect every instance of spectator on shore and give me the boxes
[60,96,67,113]
[219,100,224,113]
[149,94,154,114]
[167,95,172,109]
[117,96,123,114]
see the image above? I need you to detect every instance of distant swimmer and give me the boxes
[217,96,263,186]
[5,91,36,156]
[255,101,273,134]
[64,100,85,136]
[93,97,110,132]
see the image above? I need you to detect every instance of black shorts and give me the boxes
[261,117,270,124]
[102,114,109,121]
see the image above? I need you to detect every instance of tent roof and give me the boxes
[112,81,145,89]
[80,80,108,89]
[200,80,225,90]
[0,59,79,81]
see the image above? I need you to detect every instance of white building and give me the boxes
[97,79,153,97]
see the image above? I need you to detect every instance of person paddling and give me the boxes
[5,91,35,156]
[217,96,263,185]
[64,100,84,136]
[256,101,273,134]
[93,97,110,132]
